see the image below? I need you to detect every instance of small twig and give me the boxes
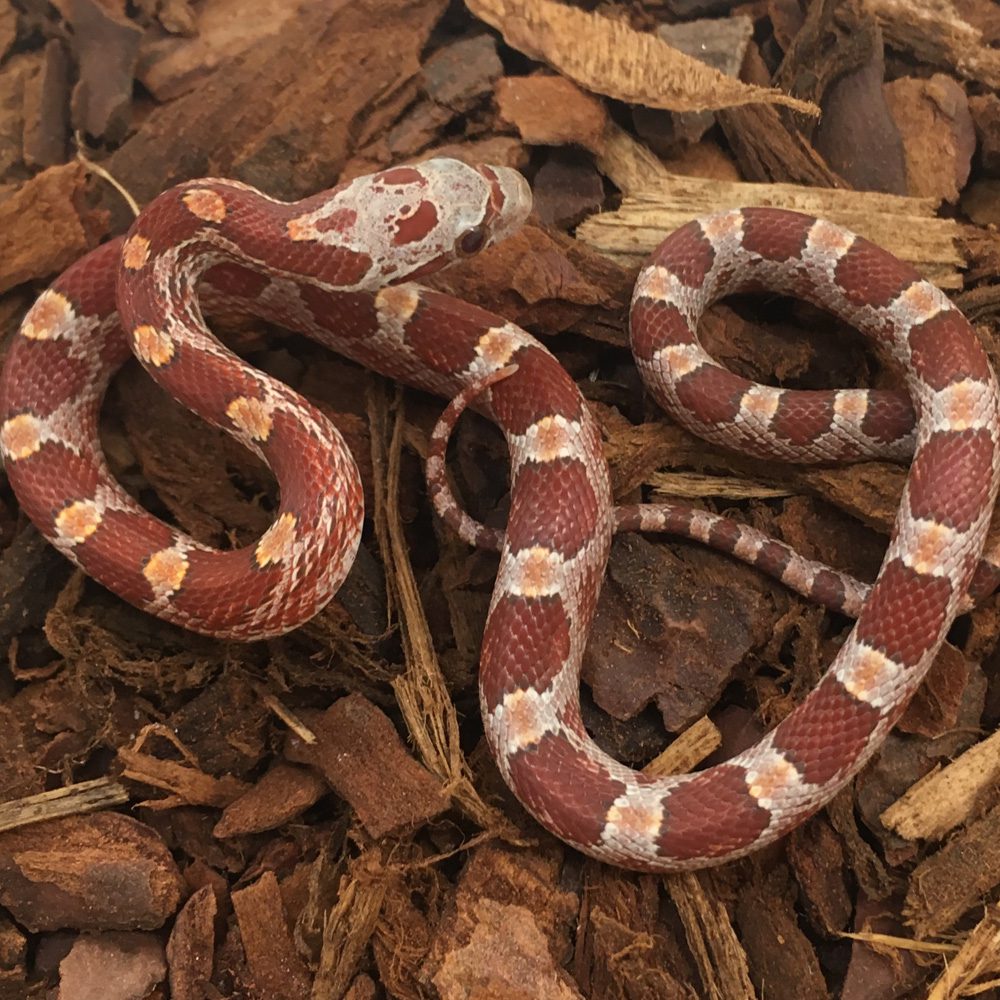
[74,131,141,218]
[0,777,130,834]
[260,690,318,744]
[838,930,958,955]
[644,716,721,778]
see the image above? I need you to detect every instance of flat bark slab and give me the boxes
[284,693,450,838]
[0,813,183,932]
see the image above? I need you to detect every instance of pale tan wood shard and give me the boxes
[0,777,129,834]
[577,174,965,289]
[643,716,722,778]
[881,728,1000,842]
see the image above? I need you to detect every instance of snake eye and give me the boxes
[457,225,488,256]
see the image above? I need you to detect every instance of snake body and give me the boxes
[2,160,998,869]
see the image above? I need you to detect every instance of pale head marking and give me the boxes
[283,158,531,289]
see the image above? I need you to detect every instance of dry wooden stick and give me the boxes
[577,173,964,288]
[0,777,129,834]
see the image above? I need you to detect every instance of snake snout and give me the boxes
[478,164,532,245]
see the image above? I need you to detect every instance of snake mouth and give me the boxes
[476,164,533,246]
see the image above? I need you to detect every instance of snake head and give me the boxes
[436,159,534,263]
[286,158,532,289]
